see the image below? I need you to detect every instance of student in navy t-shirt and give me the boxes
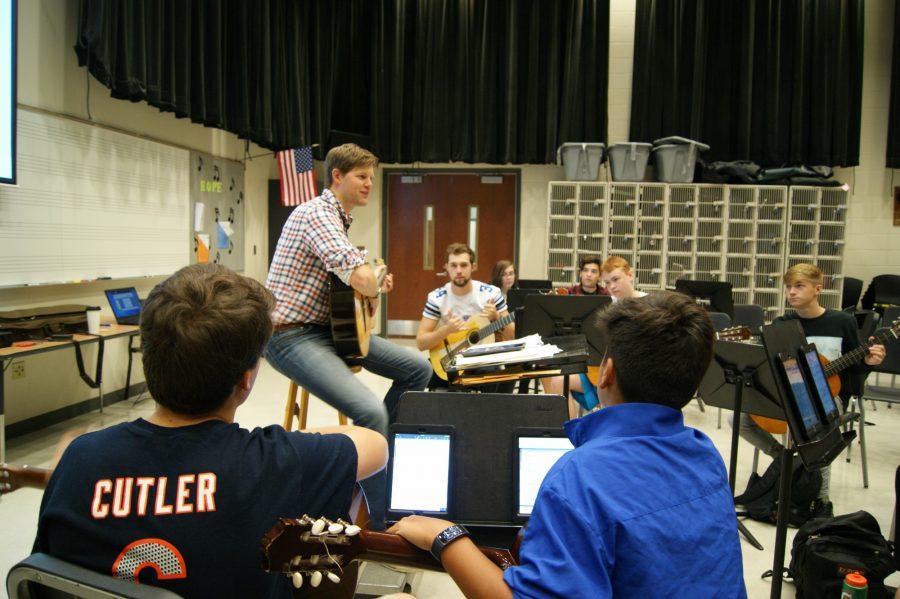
[390,292,747,598]
[11,264,387,598]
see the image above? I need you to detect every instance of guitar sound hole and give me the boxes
[467,332,480,345]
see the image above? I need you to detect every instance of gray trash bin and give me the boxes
[608,142,652,181]
[651,137,710,183]
[557,143,605,181]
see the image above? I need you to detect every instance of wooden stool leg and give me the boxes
[299,388,310,430]
[338,412,348,426]
[283,382,299,430]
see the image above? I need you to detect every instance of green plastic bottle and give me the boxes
[840,572,868,599]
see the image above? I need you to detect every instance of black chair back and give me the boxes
[861,274,900,314]
[732,304,765,333]
[841,276,863,310]
[708,311,732,332]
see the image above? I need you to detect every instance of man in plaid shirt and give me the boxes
[266,144,432,529]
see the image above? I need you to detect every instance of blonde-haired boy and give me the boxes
[734,263,885,517]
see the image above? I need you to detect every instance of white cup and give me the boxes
[86,307,101,335]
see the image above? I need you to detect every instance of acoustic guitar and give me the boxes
[717,326,753,342]
[750,317,900,431]
[260,515,517,597]
[429,312,516,381]
[329,260,387,360]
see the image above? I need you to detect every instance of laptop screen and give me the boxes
[516,436,574,516]
[105,288,141,318]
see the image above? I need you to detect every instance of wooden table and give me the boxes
[0,323,139,462]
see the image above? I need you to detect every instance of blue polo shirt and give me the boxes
[503,402,746,598]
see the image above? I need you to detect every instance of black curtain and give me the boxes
[629,0,864,167]
[887,0,900,168]
[75,0,609,164]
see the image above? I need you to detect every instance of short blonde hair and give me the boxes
[783,263,824,286]
[601,256,633,275]
[325,143,378,186]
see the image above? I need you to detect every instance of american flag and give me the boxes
[276,146,318,206]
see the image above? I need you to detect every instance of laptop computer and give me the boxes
[104,287,144,325]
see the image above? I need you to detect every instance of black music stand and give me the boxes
[757,321,853,599]
[521,295,612,397]
[698,340,782,551]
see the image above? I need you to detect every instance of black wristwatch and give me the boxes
[430,524,470,561]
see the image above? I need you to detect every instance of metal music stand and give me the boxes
[698,339,784,551]
[757,320,853,599]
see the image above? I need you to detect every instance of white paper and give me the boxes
[194,202,205,232]
[219,220,235,237]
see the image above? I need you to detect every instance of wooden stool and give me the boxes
[282,367,361,431]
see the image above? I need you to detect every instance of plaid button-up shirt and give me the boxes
[267,189,368,326]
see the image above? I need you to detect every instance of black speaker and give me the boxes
[395,391,568,525]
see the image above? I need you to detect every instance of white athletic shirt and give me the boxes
[422,281,507,326]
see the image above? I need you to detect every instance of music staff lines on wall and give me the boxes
[0,186,185,218]
[17,120,185,170]
[0,109,189,286]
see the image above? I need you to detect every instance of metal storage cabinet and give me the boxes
[784,187,847,314]
[635,184,667,290]
[545,182,845,321]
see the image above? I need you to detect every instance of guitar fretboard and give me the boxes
[475,312,516,342]
[824,324,899,377]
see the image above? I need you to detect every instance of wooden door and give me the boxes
[385,172,518,336]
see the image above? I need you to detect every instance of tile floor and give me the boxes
[1,340,898,598]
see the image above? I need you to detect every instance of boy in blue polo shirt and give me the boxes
[390,291,746,598]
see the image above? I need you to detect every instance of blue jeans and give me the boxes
[265,325,432,529]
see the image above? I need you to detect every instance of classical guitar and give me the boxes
[429,311,516,381]
[329,260,387,360]
[751,317,900,431]
[716,326,753,342]
[260,515,517,597]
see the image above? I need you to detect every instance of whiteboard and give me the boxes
[0,109,189,286]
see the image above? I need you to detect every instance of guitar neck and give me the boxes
[476,312,515,342]
[357,531,516,571]
[824,328,894,377]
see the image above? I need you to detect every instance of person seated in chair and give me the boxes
[731,263,886,518]
[390,292,747,598]
[2,264,387,598]
[416,243,515,391]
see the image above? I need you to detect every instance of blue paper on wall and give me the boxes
[217,221,232,249]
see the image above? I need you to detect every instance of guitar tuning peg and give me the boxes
[291,572,303,589]
[310,571,323,587]
[311,519,326,535]
[291,556,301,567]
[309,555,320,565]
[344,524,361,536]
[328,522,344,534]
[327,572,341,584]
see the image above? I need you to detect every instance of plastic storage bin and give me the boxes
[651,136,710,183]
[557,143,605,181]
[607,142,652,181]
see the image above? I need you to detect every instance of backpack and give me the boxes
[789,511,895,599]
[734,458,822,527]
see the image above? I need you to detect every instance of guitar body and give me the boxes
[429,316,494,381]
[329,274,375,360]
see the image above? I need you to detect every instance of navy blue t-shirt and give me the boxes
[33,419,358,598]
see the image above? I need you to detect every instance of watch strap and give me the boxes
[430,524,470,561]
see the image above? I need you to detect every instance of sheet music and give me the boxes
[453,335,561,368]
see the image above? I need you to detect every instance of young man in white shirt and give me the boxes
[416,243,515,388]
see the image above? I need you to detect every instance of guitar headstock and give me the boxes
[261,515,363,591]
[717,326,754,341]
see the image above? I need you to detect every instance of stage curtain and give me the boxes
[629,0,864,167]
[75,0,609,163]
[887,0,900,168]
